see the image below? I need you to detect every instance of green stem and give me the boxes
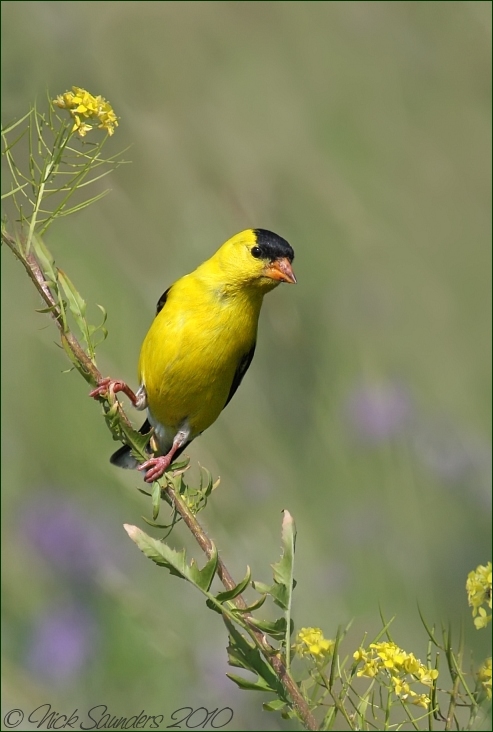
[25,160,50,254]
[25,117,73,252]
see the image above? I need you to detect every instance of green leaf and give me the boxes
[129,428,153,453]
[263,700,287,712]
[95,303,108,322]
[224,617,285,698]
[57,268,92,354]
[233,594,267,613]
[205,567,255,614]
[122,425,152,461]
[166,471,185,495]
[281,708,298,721]
[251,581,272,595]
[251,579,292,610]
[87,303,108,343]
[123,524,218,592]
[214,567,251,602]
[188,553,218,593]
[169,458,190,472]
[199,465,212,493]
[251,511,297,614]
[250,617,290,641]
[103,403,121,432]
[152,482,161,520]
[125,525,188,577]
[271,509,297,609]
[268,583,290,610]
[226,673,275,693]
[197,465,220,497]
[31,234,57,282]
[35,304,59,313]
[137,487,152,497]
[58,268,87,318]
[141,516,172,529]
[205,598,223,615]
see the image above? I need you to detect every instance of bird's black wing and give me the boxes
[156,286,172,315]
[223,343,256,409]
[111,287,170,466]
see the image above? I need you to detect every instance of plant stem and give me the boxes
[2,229,319,731]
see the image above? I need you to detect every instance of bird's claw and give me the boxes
[138,456,171,483]
[89,377,138,405]
[89,376,113,399]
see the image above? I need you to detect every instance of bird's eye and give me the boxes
[251,246,261,258]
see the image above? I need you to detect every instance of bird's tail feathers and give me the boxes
[110,444,140,469]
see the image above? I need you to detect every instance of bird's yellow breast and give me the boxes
[138,273,262,438]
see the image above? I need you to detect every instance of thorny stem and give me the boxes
[164,481,318,729]
[2,230,98,380]
[2,229,319,732]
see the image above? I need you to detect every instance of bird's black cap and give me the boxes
[253,229,294,262]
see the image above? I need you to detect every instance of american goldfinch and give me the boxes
[91,229,296,482]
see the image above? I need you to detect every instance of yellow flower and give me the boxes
[357,658,379,678]
[353,647,367,663]
[353,640,438,706]
[53,86,118,137]
[466,562,492,629]
[402,652,421,675]
[412,694,431,709]
[416,666,439,686]
[370,641,406,670]
[295,627,335,658]
[391,676,411,696]
[478,658,492,700]
[71,115,93,138]
[474,606,492,630]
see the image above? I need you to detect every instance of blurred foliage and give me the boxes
[1,2,491,730]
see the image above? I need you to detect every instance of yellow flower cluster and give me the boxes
[295,627,335,658]
[54,87,118,137]
[466,562,492,629]
[478,658,492,700]
[353,641,438,709]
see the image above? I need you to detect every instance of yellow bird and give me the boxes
[91,229,296,482]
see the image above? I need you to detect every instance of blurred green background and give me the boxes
[1,1,491,730]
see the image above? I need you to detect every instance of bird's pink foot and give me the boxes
[89,377,138,406]
[138,455,172,483]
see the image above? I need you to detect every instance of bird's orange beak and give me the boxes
[264,257,297,284]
